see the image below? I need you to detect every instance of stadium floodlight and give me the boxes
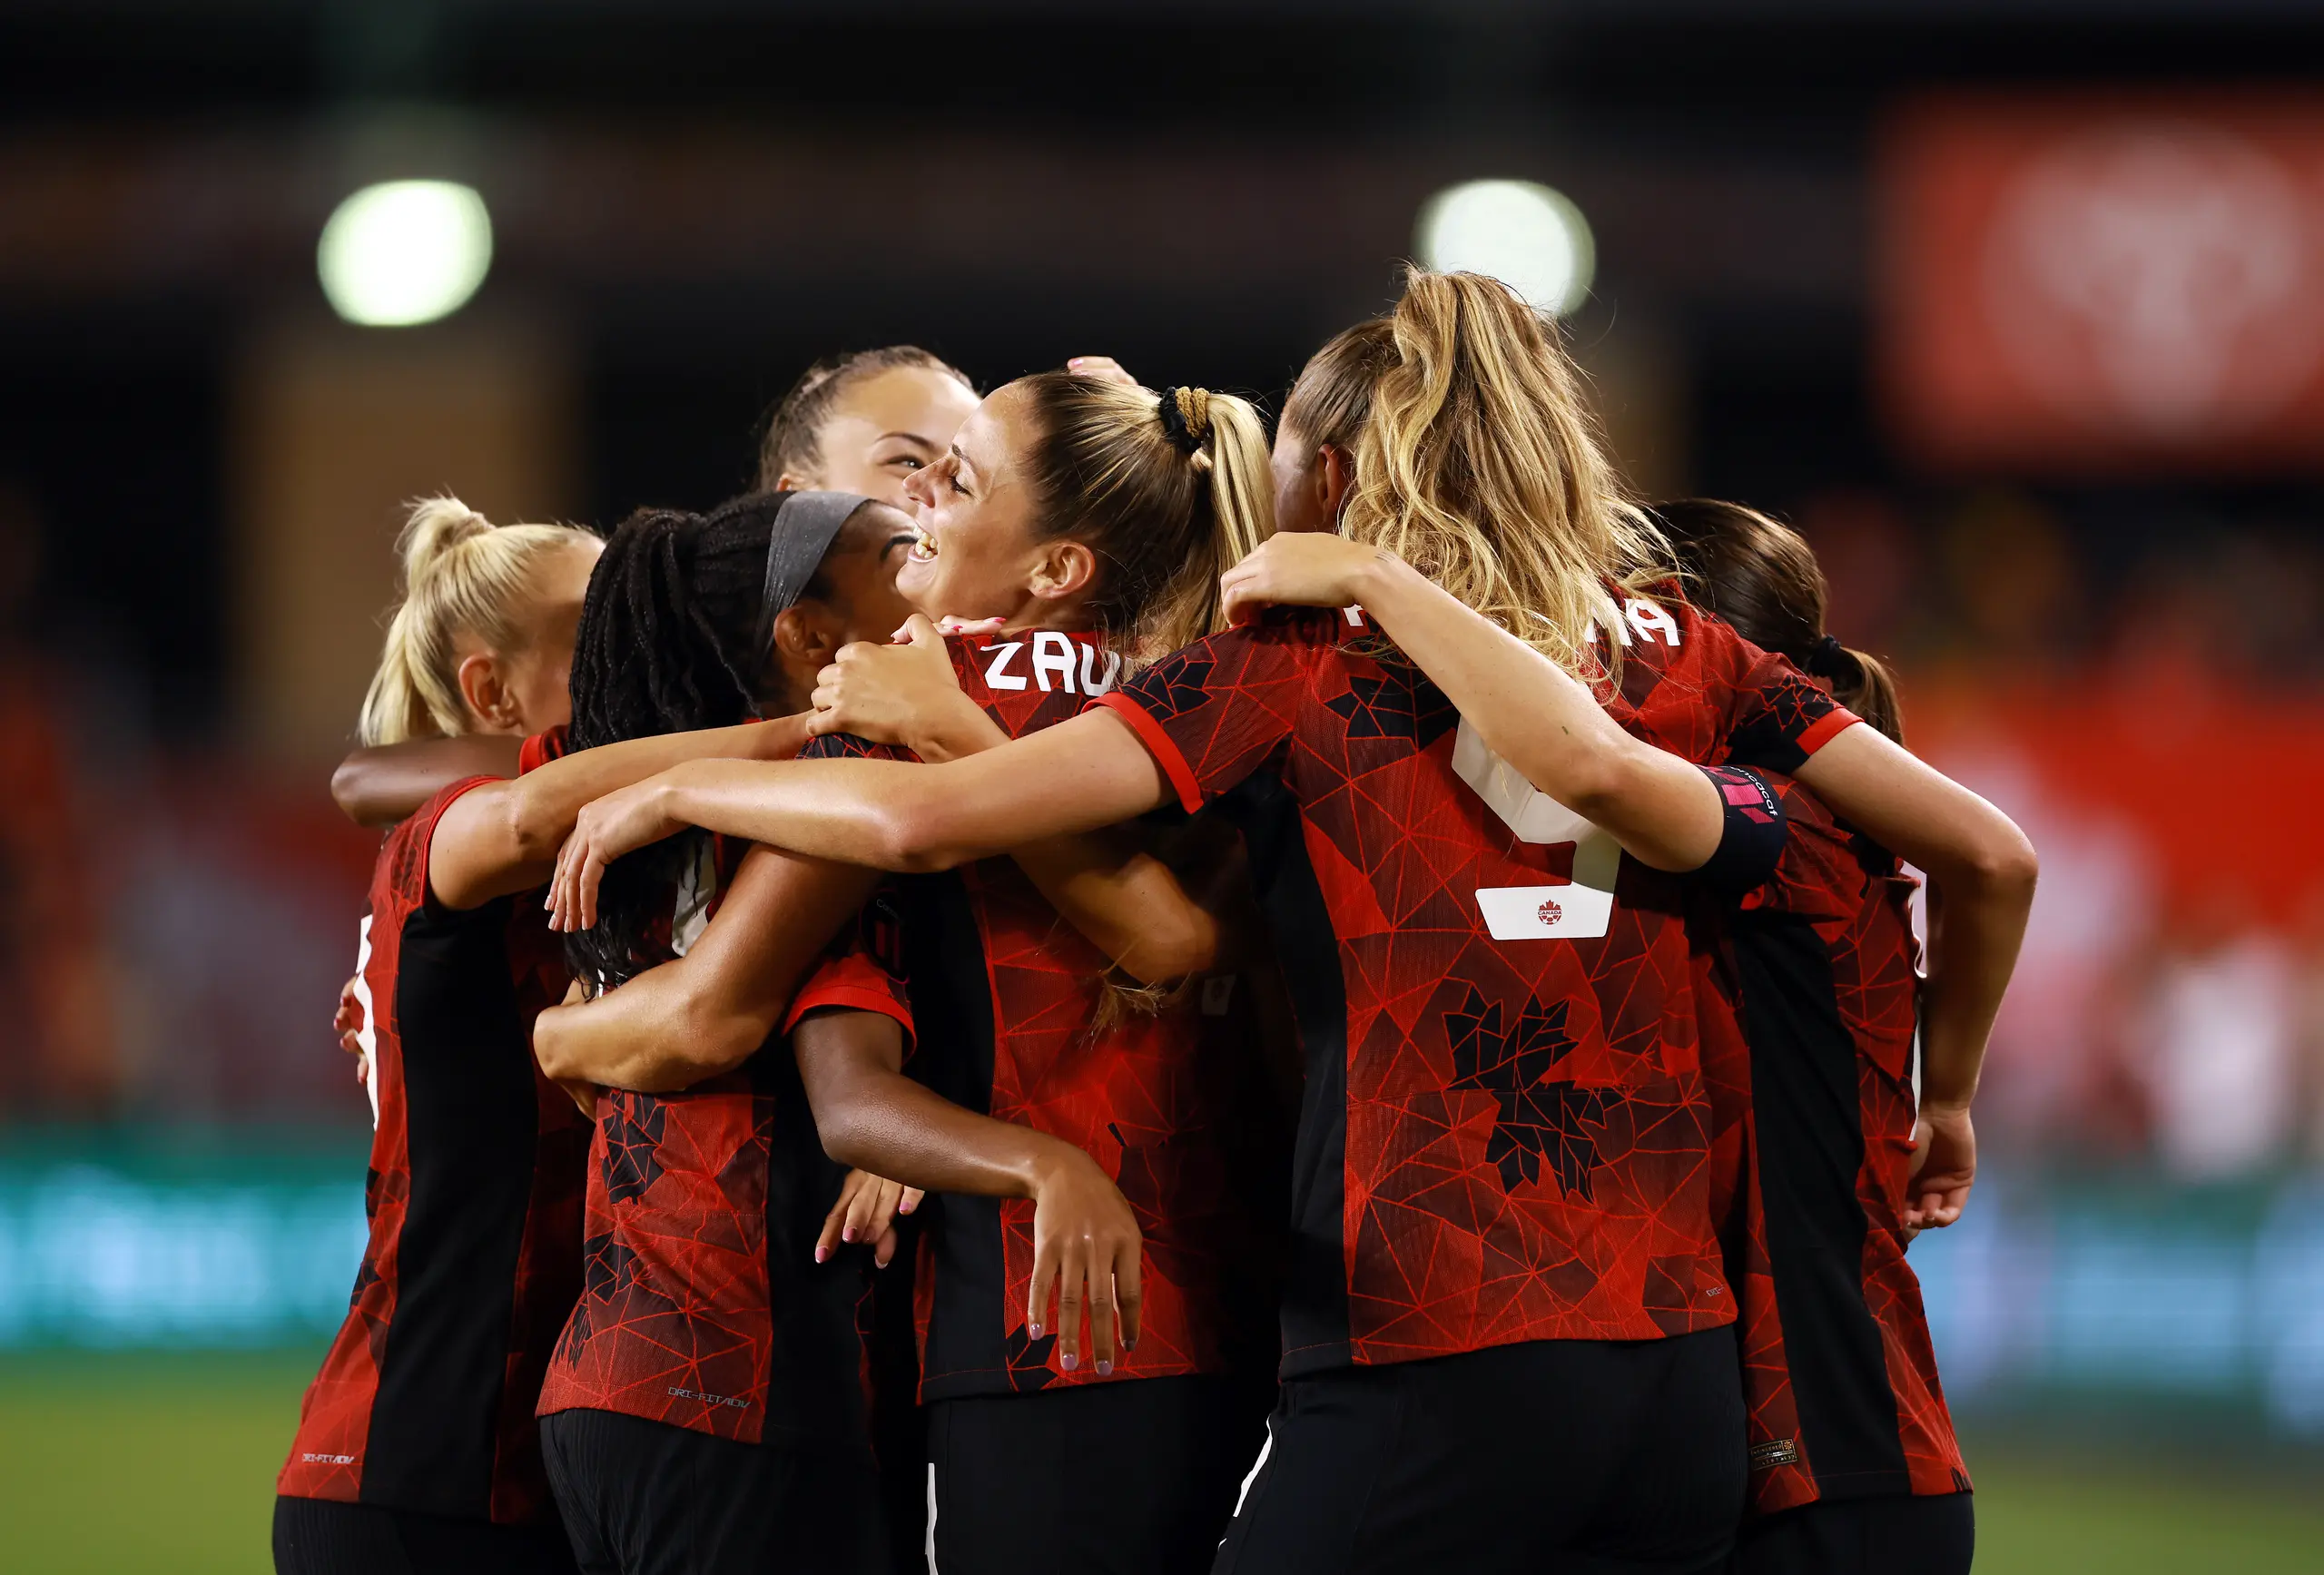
[317,180,493,328]
[1415,179,1596,317]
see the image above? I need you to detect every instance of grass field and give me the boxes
[2,1353,2320,1573]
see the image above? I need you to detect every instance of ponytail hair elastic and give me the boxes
[1806,633,1850,680]
[1157,387,1213,455]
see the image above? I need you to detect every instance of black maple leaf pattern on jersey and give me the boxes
[1003,1323,1059,1393]
[1444,984,1611,1197]
[1139,658,1215,722]
[1323,665,1457,746]
[602,1094,665,1204]
[582,1230,638,1303]
[350,1253,380,1305]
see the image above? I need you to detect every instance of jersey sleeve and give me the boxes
[1088,625,1312,813]
[782,901,915,1053]
[1693,763,1788,892]
[1711,626,1861,773]
[517,725,569,774]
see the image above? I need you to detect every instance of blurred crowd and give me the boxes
[5,477,2324,1180]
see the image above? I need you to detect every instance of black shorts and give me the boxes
[539,1408,885,1575]
[1213,1328,1746,1575]
[927,1373,1272,1575]
[1737,1492,1974,1575]
[272,1495,577,1575]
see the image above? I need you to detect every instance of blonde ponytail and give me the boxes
[357,496,598,745]
[1014,372,1276,657]
[1339,269,1672,682]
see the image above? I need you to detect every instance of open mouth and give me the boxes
[907,527,939,563]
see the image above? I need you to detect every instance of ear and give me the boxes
[1025,538,1098,605]
[1317,443,1355,527]
[765,602,842,713]
[455,650,517,730]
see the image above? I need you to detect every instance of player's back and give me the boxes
[281,777,589,1525]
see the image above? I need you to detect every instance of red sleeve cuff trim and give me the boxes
[783,987,916,1051]
[1796,708,1862,758]
[1089,693,1203,814]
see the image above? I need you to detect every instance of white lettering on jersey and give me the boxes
[1451,718,1620,940]
[1080,644,1121,697]
[1030,631,1078,694]
[982,640,1029,691]
[1625,597,1682,646]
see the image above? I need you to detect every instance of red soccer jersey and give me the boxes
[803,628,1286,1402]
[1093,597,1855,1373]
[1718,773,1970,1515]
[280,774,590,1524]
[534,833,877,1446]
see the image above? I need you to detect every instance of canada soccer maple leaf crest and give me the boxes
[1444,983,1613,1197]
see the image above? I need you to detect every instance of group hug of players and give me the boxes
[270,268,2034,1575]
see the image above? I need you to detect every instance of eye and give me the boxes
[886,455,923,471]
[948,470,970,497]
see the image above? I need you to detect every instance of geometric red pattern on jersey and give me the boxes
[534,836,818,1445]
[279,775,588,1522]
[807,629,1277,1398]
[1729,773,1969,1515]
[1098,599,1852,1370]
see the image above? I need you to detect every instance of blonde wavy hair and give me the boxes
[357,497,600,745]
[1302,269,1673,682]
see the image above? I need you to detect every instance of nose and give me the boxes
[902,464,936,511]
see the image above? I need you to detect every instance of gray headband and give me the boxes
[751,489,872,667]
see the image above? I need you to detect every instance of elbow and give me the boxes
[503,783,565,864]
[1118,920,1217,987]
[875,789,971,874]
[810,1088,881,1172]
[1975,823,2041,904]
[330,760,385,828]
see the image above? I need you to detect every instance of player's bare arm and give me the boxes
[793,1006,1143,1373]
[1220,532,1728,872]
[532,842,874,1092]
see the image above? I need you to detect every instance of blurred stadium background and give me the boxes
[5,2,2324,1570]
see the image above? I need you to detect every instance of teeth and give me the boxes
[909,531,938,561]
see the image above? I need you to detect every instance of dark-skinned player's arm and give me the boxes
[1792,724,2036,1233]
[531,842,873,1094]
[793,1006,1142,1375]
[427,714,812,911]
[547,711,1175,933]
[333,734,525,827]
[1217,532,1727,871]
[806,615,1218,983]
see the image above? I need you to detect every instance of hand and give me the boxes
[1218,532,1393,625]
[334,974,367,1083]
[1905,1102,1974,1232]
[807,615,996,762]
[1065,355,1139,388]
[336,974,365,1055]
[1024,1145,1142,1376]
[548,778,685,932]
[816,1169,925,1268]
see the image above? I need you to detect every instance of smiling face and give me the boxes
[790,364,981,508]
[897,381,1096,628]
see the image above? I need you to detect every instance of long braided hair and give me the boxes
[563,493,793,987]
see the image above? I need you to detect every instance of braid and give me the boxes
[564,494,788,987]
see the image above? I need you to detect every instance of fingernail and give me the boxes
[842,1227,856,1243]
[1028,1323,1043,1338]
[814,1246,829,1263]
[1123,1338,1136,1352]
[1060,1354,1077,1372]
[1097,1360,1112,1376]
